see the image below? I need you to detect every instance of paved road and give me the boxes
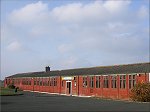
[1,91,150,112]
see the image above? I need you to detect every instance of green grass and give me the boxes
[0,87,23,96]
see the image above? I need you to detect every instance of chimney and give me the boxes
[45,66,50,72]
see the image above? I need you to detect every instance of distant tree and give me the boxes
[0,80,4,87]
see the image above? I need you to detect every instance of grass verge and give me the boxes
[0,87,23,96]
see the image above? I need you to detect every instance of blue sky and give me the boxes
[1,0,149,80]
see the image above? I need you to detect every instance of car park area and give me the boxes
[1,91,150,112]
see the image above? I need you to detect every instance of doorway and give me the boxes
[66,81,72,95]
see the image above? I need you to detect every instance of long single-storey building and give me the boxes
[4,62,150,100]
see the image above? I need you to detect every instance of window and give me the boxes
[24,79,26,85]
[28,79,31,85]
[43,78,49,86]
[103,76,109,88]
[23,79,25,85]
[26,79,28,85]
[83,77,88,87]
[37,79,39,85]
[53,77,57,86]
[34,79,36,85]
[74,77,77,87]
[40,78,43,86]
[120,75,126,89]
[47,80,49,86]
[55,77,57,86]
[22,79,24,85]
[111,76,117,88]
[50,78,52,86]
[62,81,64,87]
[89,76,94,88]
[50,77,55,86]
[43,78,46,86]
[53,78,55,86]
[45,78,49,86]
[129,75,136,89]
[96,76,101,88]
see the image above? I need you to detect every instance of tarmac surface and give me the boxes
[1,91,150,112]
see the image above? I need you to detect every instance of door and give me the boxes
[66,81,72,95]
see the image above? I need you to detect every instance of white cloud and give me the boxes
[5,1,149,55]
[51,0,130,23]
[6,0,148,56]
[1,1,149,79]
[103,0,131,13]
[9,1,49,25]
[8,0,132,25]
[7,41,22,52]
[51,3,83,22]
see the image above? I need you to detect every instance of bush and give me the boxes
[8,84,16,89]
[130,82,150,102]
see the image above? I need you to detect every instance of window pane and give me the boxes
[62,81,64,87]
[96,76,100,88]
[104,76,109,88]
[133,80,136,87]
[89,76,94,88]
[123,75,126,79]
[120,80,122,88]
[129,80,132,89]
[123,80,126,88]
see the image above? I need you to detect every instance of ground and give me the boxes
[1,91,150,112]
[0,87,23,96]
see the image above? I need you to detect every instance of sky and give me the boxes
[1,0,149,80]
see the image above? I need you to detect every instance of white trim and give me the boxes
[117,74,126,76]
[60,94,66,96]
[102,75,109,76]
[23,90,60,95]
[47,92,59,95]
[110,74,118,76]
[94,75,102,76]
[78,95,91,98]
[72,94,78,96]
[62,76,74,80]
[23,90,92,98]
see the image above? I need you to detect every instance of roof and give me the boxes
[7,62,150,78]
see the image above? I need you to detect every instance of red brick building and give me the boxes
[4,62,150,100]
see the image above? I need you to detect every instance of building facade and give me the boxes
[4,62,150,100]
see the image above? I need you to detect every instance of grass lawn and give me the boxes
[0,87,23,96]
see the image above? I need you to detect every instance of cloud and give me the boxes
[7,41,22,52]
[9,1,49,25]
[8,0,132,26]
[1,1,149,79]
[103,0,131,13]
[4,1,149,56]
[51,0,131,23]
